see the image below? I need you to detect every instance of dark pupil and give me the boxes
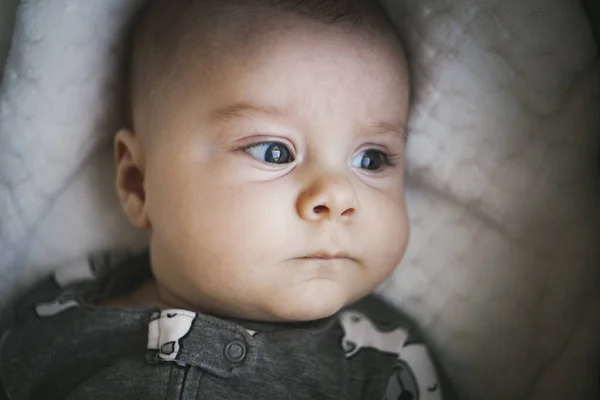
[265,144,291,164]
[361,150,382,170]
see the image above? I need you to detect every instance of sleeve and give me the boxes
[383,341,444,400]
[0,383,8,400]
[345,295,456,400]
[0,331,12,400]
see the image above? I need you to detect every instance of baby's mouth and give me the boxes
[297,251,354,261]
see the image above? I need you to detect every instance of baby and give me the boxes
[0,0,451,399]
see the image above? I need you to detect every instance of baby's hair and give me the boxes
[237,0,387,25]
[127,0,400,136]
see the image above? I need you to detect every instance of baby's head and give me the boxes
[115,0,410,321]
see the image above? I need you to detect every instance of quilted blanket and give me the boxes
[0,1,598,399]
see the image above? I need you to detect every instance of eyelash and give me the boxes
[380,153,399,167]
[355,148,399,172]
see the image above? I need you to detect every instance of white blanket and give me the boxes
[0,1,598,399]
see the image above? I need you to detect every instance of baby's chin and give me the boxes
[258,281,358,322]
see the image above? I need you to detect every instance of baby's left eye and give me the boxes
[352,149,392,171]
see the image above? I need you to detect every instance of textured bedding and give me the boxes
[0,1,598,399]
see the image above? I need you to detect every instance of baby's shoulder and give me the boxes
[0,252,154,400]
[0,251,149,331]
[337,295,448,400]
[342,295,418,335]
[337,295,426,360]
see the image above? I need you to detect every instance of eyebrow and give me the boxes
[210,102,286,123]
[367,121,408,141]
[211,102,407,140]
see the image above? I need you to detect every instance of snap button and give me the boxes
[224,340,247,363]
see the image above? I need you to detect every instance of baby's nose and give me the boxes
[296,174,360,223]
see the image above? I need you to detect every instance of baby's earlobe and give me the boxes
[121,192,151,230]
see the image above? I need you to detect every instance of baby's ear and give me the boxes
[114,129,151,230]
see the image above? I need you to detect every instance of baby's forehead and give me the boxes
[129,0,406,136]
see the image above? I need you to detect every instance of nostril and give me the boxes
[313,205,328,214]
[342,208,355,218]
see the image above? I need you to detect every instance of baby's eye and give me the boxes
[352,149,392,171]
[243,142,295,164]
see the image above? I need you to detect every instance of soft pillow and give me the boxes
[0,1,598,399]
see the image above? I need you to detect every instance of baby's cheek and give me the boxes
[185,182,291,260]
[367,199,409,268]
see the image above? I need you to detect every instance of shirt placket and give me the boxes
[145,310,257,399]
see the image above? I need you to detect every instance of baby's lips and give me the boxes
[295,250,354,260]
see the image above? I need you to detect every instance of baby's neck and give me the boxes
[98,279,330,330]
[99,279,171,309]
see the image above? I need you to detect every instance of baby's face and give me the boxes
[130,24,409,321]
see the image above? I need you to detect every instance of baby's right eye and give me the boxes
[242,142,295,164]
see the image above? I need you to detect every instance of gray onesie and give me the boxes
[0,252,451,400]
